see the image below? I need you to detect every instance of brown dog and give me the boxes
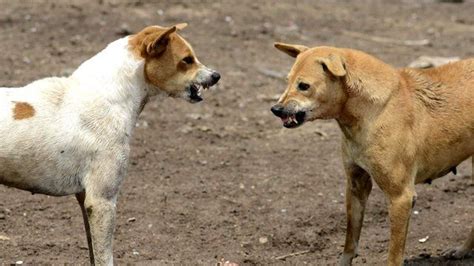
[271,43,474,265]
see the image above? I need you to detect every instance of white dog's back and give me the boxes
[0,77,90,195]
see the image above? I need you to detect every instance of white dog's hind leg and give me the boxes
[76,191,94,264]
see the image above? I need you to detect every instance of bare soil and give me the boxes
[0,0,473,265]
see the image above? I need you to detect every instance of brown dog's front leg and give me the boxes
[386,188,415,266]
[340,165,372,266]
[76,191,95,265]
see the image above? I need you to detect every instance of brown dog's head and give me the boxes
[129,24,220,103]
[271,43,348,128]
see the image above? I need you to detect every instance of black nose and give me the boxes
[271,104,284,117]
[211,72,221,84]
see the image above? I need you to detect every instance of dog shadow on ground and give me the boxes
[404,253,474,266]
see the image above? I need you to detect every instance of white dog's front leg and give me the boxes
[84,193,117,266]
[76,191,94,264]
[81,151,128,266]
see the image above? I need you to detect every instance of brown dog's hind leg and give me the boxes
[340,165,372,266]
[76,191,95,265]
[442,227,474,259]
[441,156,474,259]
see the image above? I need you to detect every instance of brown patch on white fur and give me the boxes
[13,102,35,120]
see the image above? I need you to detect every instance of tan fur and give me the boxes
[13,102,35,120]
[273,43,474,265]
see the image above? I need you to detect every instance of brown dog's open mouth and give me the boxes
[281,111,305,128]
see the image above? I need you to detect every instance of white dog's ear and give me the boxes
[146,26,177,57]
[174,23,188,30]
[317,54,347,77]
[274,42,309,58]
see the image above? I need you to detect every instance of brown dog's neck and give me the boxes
[336,50,401,136]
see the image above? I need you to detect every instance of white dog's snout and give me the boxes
[195,66,216,84]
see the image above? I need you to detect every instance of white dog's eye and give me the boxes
[182,56,194,64]
[297,82,310,91]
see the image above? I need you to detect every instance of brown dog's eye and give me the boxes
[297,82,310,91]
[182,56,194,64]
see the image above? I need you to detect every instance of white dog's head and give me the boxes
[129,24,220,103]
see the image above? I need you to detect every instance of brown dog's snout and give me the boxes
[271,104,285,117]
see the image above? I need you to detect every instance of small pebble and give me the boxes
[418,236,429,243]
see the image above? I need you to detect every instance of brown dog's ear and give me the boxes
[145,26,177,57]
[274,42,309,58]
[317,54,346,77]
[175,23,188,30]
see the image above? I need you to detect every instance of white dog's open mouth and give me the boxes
[188,83,212,103]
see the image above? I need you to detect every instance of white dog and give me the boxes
[0,23,220,265]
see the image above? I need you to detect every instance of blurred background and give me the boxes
[0,0,473,264]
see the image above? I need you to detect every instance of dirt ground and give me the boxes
[0,0,473,265]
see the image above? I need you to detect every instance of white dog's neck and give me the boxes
[66,37,162,141]
[71,37,152,120]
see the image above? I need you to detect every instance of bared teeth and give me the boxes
[286,115,297,124]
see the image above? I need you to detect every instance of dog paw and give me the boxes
[441,246,470,259]
[339,253,355,266]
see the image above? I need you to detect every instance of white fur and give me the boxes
[0,37,154,265]
[0,29,219,264]
[0,37,149,196]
